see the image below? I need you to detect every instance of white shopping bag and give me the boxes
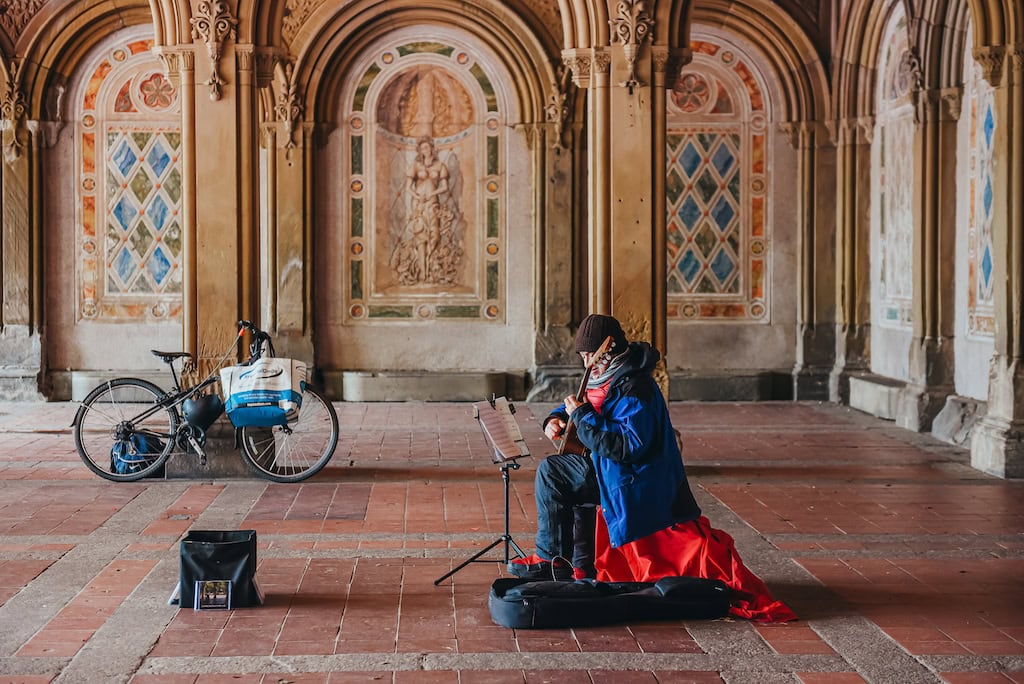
[219,358,306,427]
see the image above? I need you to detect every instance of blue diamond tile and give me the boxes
[114,246,136,283]
[981,245,993,288]
[983,178,993,218]
[983,105,994,147]
[678,196,701,231]
[112,140,137,177]
[711,142,735,176]
[112,195,137,232]
[679,141,702,178]
[147,195,169,231]
[147,245,172,285]
[678,249,701,285]
[147,140,172,178]
[710,196,735,229]
[710,248,735,283]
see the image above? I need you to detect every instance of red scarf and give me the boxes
[585,379,612,413]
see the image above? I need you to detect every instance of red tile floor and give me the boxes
[0,400,1022,683]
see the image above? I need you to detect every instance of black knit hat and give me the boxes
[574,314,628,354]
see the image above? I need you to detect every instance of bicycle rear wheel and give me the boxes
[238,385,339,482]
[73,378,178,482]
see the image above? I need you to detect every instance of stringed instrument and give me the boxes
[555,335,615,456]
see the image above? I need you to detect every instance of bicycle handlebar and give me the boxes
[237,320,276,361]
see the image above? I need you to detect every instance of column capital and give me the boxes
[153,47,196,89]
[972,45,1006,87]
[1010,43,1024,86]
[651,46,691,87]
[561,49,591,88]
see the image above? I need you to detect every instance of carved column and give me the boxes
[236,45,258,327]
[0,62,45,399]
[972,44,1024,478]
[157,0,245,374]
[156,48,199,358]
[781,119,835,400]
[563,0,671,351]
[268,64,312,360]
[896,86,957,431]
[1,60,30,328]
[827,117,872,401]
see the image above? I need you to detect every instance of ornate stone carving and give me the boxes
[0,0,46,37]
[275,61,304,149]
[282,0,329,47]
[652,47,690,87]
[1010,43,1024,86]
[778,121,816,150]
[592,49,611,75]
[940,87,962,121]
[609,0,653,92]
[562,49,591,88]
[0,59,27,161]
[155,48,196,88]
[235,44,253,71]
[914,87,941,125]
[544,64,571,149]
[972,45,1005,88]
[190,0,238,100]
[856,116,875,145]
[895,47,923,98]
[254,48,282,89]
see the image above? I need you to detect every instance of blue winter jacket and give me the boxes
[549,342,701,547]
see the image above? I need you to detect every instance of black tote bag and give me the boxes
[179,530,261,609]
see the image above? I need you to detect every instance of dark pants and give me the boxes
[534,452,601,574]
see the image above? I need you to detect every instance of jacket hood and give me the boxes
[623,341,661,374]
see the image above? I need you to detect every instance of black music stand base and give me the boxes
[434,461,528,585]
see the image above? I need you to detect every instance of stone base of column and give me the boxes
[931,395,987,446]
[829,324,869,403]
[895,383,951,432]
[793,365,831,401]
[0,326,43,400]
[527,365,581,402]
[793,324,835,401]
[970,416,1024,478]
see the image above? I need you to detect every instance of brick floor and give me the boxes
[0,400,1022,683]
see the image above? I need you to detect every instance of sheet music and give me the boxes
[474,397,530,463]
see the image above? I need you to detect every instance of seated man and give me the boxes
[510,314,796,622]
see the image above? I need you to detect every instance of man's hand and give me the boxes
[544,418,566,441]
[564,394,586,414]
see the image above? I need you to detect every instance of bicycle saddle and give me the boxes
[150,350,194,364]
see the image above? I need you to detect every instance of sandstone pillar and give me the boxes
[828,118,872,402]
[563,25,685,388]
[895,87,958,431]
[972,44,1024,478]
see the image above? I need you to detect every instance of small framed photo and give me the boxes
[194,580,232,610]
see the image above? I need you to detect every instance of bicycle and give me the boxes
[72,320,339,483]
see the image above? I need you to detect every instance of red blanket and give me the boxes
[595,513,797,622]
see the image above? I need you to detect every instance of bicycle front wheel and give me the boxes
[73,378,178,482]
[238,385,339,482]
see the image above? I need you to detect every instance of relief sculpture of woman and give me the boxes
[390,137,464,285]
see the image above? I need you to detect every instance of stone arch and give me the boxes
[14,0,154,119]
[692,0,829,123]
[289,0,557,129]
[275,1,563,390]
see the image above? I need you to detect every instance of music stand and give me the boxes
[434,396,529,585]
